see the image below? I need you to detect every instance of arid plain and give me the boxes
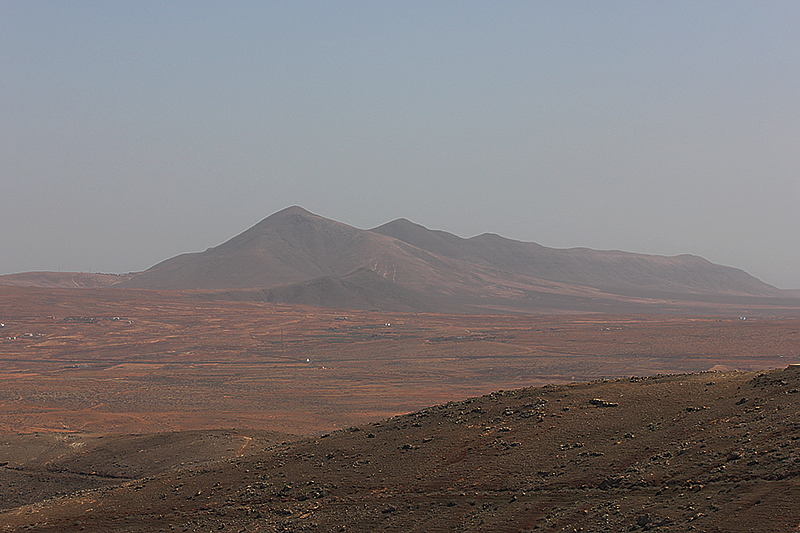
[2,285,798,436]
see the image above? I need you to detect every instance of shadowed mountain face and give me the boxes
[109,207,790,313]
[194,267,447,312]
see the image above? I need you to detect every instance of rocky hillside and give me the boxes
[1,366,798,532]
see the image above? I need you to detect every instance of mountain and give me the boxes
[121,207,466,292]
[96,207,796,312]
[121,206,376,290]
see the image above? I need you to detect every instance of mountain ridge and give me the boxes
[372,217,777,297]
[5,206,793,313]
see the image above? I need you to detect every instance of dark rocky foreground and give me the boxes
[1,366,799,532]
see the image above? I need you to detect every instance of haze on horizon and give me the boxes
[2,2,798,289]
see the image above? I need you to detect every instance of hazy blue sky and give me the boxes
[2,2,799,288]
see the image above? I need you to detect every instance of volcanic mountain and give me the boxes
[111,206,789,313]
[121,206,446,291]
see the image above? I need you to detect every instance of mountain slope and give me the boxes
[371,218,780,296]
[193,267,451,312]
[120,206,356,289]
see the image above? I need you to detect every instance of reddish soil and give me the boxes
[0,285,797,436]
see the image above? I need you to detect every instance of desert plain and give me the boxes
[1,284,798,436]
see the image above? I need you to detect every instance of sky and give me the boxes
[2,2,799,288]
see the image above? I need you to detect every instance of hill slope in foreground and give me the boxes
[1,366,799,532]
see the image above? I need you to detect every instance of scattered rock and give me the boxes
[598,477,624,490]
[590,398,619,407]
[579,451,605,457]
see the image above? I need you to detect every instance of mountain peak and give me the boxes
[267,205,316,218]
[370,217,432,238]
